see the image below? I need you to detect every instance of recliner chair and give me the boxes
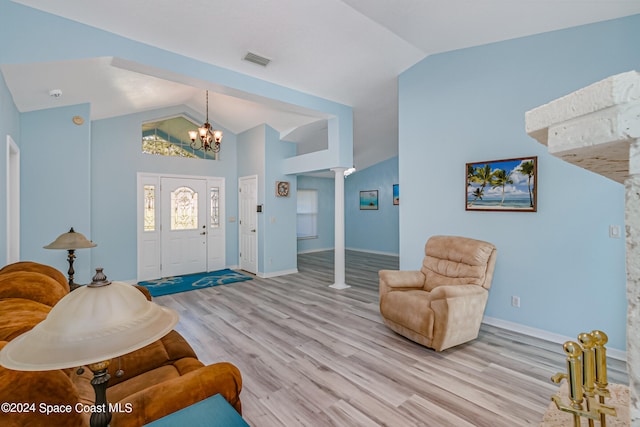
[379,235,497,351]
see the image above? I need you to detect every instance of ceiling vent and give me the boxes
[243,52,271,67]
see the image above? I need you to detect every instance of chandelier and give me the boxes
[188,90,223,153]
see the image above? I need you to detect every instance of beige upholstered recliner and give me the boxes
[379,235,497,351]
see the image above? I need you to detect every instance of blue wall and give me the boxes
[0,0,352,280]
[345,157,399,255]
[295,156,400,256]
[237,124,298,276]
[20,104,93,282]
[399,15,639,350]
[296,175,335,253]
[91,105,239,281]
[264,126,297,275]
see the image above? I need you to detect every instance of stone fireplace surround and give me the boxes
[525,70,639,425]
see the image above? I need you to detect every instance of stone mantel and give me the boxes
[526,70,640,183]
[525,70,640,426]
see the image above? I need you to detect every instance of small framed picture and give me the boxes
[466,156,537,212]
[276,181,290,197]
[393,184,399,205]
[359,190,378,210]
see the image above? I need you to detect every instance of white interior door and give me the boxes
[239,175,257,274]
[161,177,207,277]
[6,136,20,264]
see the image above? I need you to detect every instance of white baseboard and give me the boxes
[257,268,298,279]
[345,247,400,257]
[298,247,400,257]
[297,247,334,254]
[482,316,626,361]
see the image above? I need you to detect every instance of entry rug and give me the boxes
[138,269,253,297]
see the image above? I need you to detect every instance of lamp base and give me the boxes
[66,249,78,290]
[87,361,112,427]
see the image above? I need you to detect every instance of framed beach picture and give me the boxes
[359,190,379,210]
[393,184,399,205]
[466,156,537,212]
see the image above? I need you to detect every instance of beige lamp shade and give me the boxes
[0,280,178,371]
[44,227,97,250]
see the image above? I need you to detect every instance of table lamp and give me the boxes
[0,268,178,427]
[44,227,97,290]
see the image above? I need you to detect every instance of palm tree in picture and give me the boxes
[468,164,493,206]
[470,187,484,204]
[467,165,475,189]
[491,169,513,207]
[517,160,535,208]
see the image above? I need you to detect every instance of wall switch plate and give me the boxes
[511,296,521,308]
[609,225,621,239]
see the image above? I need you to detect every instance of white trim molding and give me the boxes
[482,316,626,361]
[6,135,20,264]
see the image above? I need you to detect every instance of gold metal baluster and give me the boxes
[578,333,596,427]
[592,330,610,427]
[564,341,584,427]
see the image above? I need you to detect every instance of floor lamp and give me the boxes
[44,227,97,290]
[0,269,178,427]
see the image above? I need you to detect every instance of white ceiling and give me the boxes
[5,0,640,171]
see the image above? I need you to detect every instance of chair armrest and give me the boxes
[429,284,487,300]
[429,285,489,351]
[379,270,424,290]
[111,362,243,426]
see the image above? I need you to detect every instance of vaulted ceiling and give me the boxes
[5,0,640,171]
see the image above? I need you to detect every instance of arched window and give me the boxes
[142,116,216,160]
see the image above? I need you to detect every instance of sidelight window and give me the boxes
[143,185,156,231]
[210,187,220,228]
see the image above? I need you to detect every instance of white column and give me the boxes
[330,167,349,290]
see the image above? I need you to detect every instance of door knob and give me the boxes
[251,229,256,232]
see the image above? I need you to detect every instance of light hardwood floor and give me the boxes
[156,251,628,427]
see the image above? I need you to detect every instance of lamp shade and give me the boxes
[0,280,178,371]
[44,227,97,250]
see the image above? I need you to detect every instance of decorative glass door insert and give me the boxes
[143,185,156,231]
[210,187,220,228]
[171,186,199,230]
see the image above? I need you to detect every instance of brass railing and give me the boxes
[551,330,617,427]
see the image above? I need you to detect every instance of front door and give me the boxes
[161,177,207,277]
[238,175,257,274]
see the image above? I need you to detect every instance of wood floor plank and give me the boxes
[156,250,629,426]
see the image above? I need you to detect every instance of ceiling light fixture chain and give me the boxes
[188,90,223,154]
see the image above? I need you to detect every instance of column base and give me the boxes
[329,283,351,290]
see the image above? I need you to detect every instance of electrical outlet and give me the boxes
[511,296,521,308]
